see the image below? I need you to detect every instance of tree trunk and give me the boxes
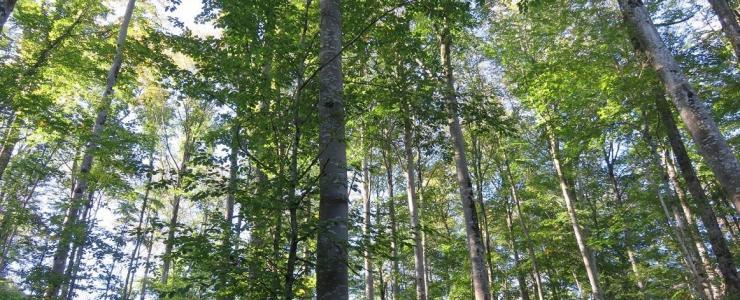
[0,113,18,181]
[0,0,16,35]
[602,142,645,293]
[546,129,604,300]
[438,19,491,300]
[382,149,400,300]
[161,134,191,284]
[316,0,348,298]
[220,123,238,299]
[43,0,136,297]
[122,159,154,300]
[497,143,544,300]
[664,151,721,299]
[617,0,740,214]
[505,198,530,300]
[362,147,375,300]
[707,0,740,60]
[140,228,154,300]
[656,94,740,295]
[402,104,427,300]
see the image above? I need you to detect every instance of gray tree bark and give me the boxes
[362,148,375,300]
[316,0,348,298]
[438,19,491,300]
[43,0,136,297]
[403,107,427,300]
[656,94,740,296]
[707,0,740,60]
[617,0,740,214]
[382,148,400,300]
[546,129,604,300]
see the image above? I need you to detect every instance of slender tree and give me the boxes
[43,0,136,297]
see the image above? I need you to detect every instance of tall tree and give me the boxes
[617,0,740,214]
[315,0,349,298]
[43,0,136,297]
[546,128,604,300]
[437,14,491,300]
[706,0,740,60]
[655,94,740,295]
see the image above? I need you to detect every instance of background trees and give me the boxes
[0,0,737,299]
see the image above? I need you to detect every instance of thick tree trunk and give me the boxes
[316,0,348,298]
[546,129,604,300]
[617,0,740,213]
[438,19,491,300]
[707,0,740,60]
[362,150,375,300]
[43,1,136,297]
[656,94,740,295]
[0,0,16,35]
[403,104,427,300]
[382,149,400,300]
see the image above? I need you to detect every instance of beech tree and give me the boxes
[0,0,736,299]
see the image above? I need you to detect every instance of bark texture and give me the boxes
[43,0,136,297]
[438,20,491,300]
[617,0,740,213]
[316,0,349,298]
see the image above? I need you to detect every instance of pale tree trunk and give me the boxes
[499,148,544,300]
[438,19,491,300]
[505,198,530,300]
[161,132,191,284]
[0,0,16,35]
[546,129,604,300]
[707,0,740,60]
[643,114,714,299]
[617,0,740,214]
[402,103,427,300]
[382,149,400,300]
[656,94,740,295]
[122,159,154,300]
[43,0,136,297]
[362,145,375,300]
[665,152,724,298]
[470,134,495,299]
[316,0,348,298]
[140,228,154,300]
[602,141,645,293]
[0,113,18,181]
[416,145,431,298]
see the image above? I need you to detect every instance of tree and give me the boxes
[315,0,349,298]
[617,0,740,215]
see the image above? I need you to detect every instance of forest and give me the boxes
[0,0,738,299]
